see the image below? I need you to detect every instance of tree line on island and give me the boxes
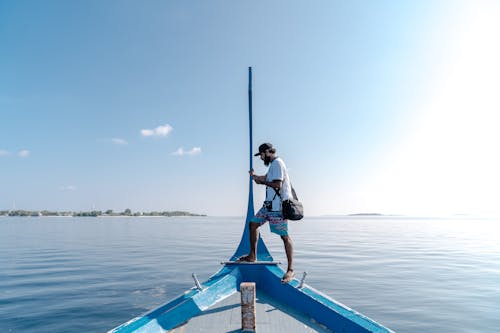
[0,209,206,217]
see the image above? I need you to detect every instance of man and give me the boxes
[238,143,295,283]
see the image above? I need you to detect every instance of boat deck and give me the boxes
[169,291,333,333]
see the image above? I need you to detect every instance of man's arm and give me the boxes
[265,179,282,191]
[249,169,282,189]
[250,172,266,184]
[254,177,282,190]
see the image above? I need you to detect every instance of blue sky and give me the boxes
[1,0,499,217]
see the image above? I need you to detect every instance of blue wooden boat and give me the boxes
[108,68,395,333]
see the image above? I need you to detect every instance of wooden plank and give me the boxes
[241,282,256,332]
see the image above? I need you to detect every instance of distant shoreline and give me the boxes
[0,209,206,218]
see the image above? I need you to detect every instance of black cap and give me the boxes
[254,143,273,156]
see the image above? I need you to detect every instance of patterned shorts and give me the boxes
[250,206,288,236]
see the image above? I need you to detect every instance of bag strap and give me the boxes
[272,187,280,200]
[272,185,299,201]
[270,186,279,201]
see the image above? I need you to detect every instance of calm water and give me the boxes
[1,216,499,332]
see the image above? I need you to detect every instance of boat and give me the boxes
[108,68,395,333]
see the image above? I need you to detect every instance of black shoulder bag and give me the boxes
[274,186,304,221]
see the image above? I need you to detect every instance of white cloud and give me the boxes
[172,147,202,156]
[60,185,77,191]
[18,150,30,157]
[111,138,128,145]
[1,149,30,157]
[141,124,173,137]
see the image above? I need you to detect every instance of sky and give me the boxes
[1,0,499,217]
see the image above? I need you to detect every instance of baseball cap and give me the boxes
[254,143,273,156]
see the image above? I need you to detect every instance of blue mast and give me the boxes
[247,67,254,222]
[231,67,272,261]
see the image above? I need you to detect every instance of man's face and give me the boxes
[260,151,272,166]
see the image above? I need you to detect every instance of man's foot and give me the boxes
[237,255,256,262]
[281,270,295,284]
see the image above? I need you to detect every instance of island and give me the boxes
[0,209,206,217]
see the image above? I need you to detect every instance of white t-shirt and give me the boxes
[265,157,292,211]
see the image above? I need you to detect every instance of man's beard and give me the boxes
[264,155,272,166]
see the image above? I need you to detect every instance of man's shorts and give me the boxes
[250,206,288,236]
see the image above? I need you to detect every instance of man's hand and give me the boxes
[249,169,266,185]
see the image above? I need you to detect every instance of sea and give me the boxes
[0,216,499,332]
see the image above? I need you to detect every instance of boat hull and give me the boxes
[108,263,394,333]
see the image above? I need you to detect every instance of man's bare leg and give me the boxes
[281,235,295,283]
[237,222,259,262]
